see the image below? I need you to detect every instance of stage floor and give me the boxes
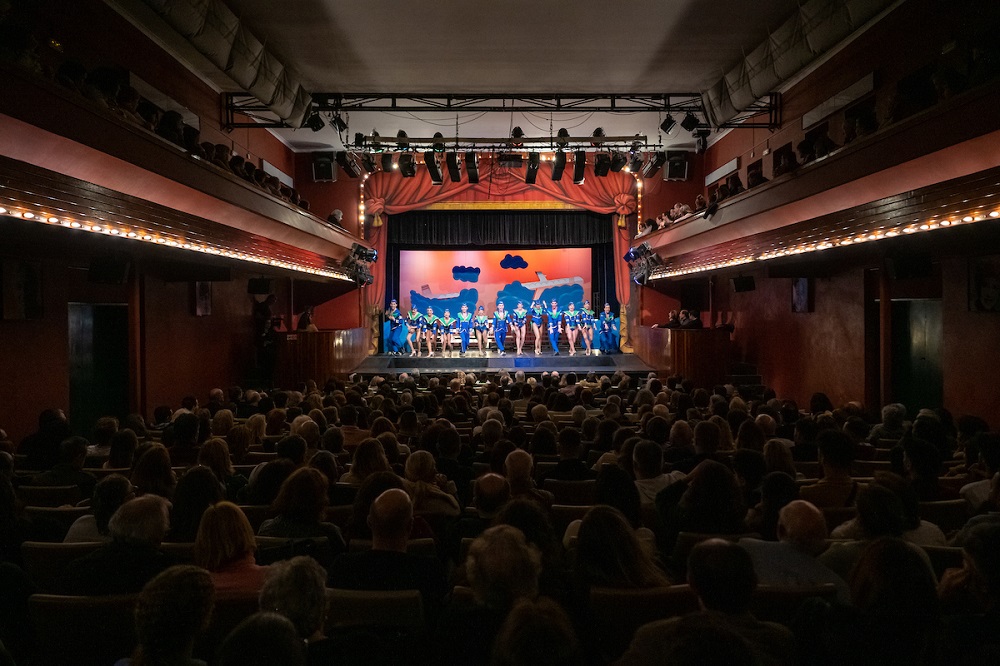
[353,350,654,376]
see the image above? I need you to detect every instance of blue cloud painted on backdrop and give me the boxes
[500,254,528,270]
[409,288,479,319]
[452,266,481,283]
[495,281,534,309]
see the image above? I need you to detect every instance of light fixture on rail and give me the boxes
[590,127,606,146]
[465,151,479,184]
[446,153,462,182]
[551,151,567,181]
[304,112,325,132]
[573,151,587,185]
[525,152,540,184]
[594,153,612,177]
[660,115,677,135]
[396,130,408,150]
[695,129,711,155]
[557,128,570,146]
[432,132,446,152]
[626,150,643,173]
[398,153,416,177]
[680,112,700,132]
[609,152,627,173]
[640,151,667,178]
[511,126,525,148]
[331,113,348,133]
[424,151,443,185]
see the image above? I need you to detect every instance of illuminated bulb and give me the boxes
[392,163,398,170]
[91,225,102,232]
[963,216,973,222]
[886,231,898,237]
[919,224,929,230]
[23,212,34,219]
[48,217,58,223]
[70,221,81,228]
[142,235,152,241]
[127,232,136,237]
[155,238,165,243]
[840,239,853,245]
[0,207,6,214]
[903,227,916,234]
[990,211,999,218]
[940,220,950,226]
[61,220,71,227]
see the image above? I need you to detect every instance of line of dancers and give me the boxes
[384,298,619,357]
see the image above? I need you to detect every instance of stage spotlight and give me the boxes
[354,132,366,148]
[551,151,566,181]
[335,151,361,178]
[371,130,383,152]
[396,129,408,150]
[498,153,524,167]
[627,151,643,173]
[660,115,677,134]
[398,153,416,177]
[381,153,394,171]
[446,152,462,182]
[680,112,700,131]
[695,129,711,155]
[525,152,540,184]
[465,151,479,183]
[331,114,348,132]
[640,151,667,178]
[573,150,587,185]
[623,247,638,263]
[304,112,325,132]
[432,132,445,152]
[424,151,443,185]
[609,152,627,173]
[361,153,377,173]
[511,126,525,148]
[591,127,606,146]
[557,128,570,146]
[594,153,611,177]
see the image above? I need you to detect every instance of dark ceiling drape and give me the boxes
[387,209,612,247]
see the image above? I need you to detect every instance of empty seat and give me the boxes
[325,588,425,632]
[346,538,436,558]
[550,504,594,535]
[918,499,969,533]
[541,479,597,505]
[17,485,82,507]
[22,505,92,537]
[28,593,137,666]
[589,585,699,662]
[21,541,102,593]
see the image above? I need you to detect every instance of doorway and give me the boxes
[68,303,130,437]
[890,299,943,414]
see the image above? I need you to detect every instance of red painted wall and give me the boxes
[640,153,706,221]
[293,154,363,235]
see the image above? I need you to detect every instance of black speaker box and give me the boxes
[312,152,335,182]
[88,256,131,284]
[247,278,272,295]
[731,276,756,292]
[665,151,689,181]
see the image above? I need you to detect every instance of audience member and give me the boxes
[194,501,268,592]
[64,473,134,543]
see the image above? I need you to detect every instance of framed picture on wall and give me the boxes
[969,256,1000,312]
[791,277,813,313]
[1,259,43,320]
[193,281,212,316]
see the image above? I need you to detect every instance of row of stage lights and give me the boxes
[650,209,1000,280]
[0,202,354,282]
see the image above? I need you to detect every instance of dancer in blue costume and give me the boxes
[564,301,581,356]
[546,299,563,355]
[599,302,618,354]
[580,299,596,356]
[529,301,544,355]
[406,305,423,357]
[423,306,439,357]
[456,303,474,355]
[491,301,511,356]
[439,309,458,356]
[386,299,404,355]
[473,305,490,355]
[511,301,529,356]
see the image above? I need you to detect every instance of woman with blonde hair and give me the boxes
[211,409,235,437]
[763,438,799,478]
[709,415,734,451]
[199,437,248,500]
[339,438,390,485]
[195,501,268,592]
[404,450,460,518]
[226,424,253,465]
[246,414,266,449]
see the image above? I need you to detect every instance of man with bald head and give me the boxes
[329,489,447,610]
[738,500,849,602]
[504,449,554,508]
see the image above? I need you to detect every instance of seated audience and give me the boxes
[339,438,390,485]
[655,459,747,555]
[64,473,134,543]
[61,495,173,595]
[165,465,223,542]
[799,430,858,508]
[118,565,215,666]
[573,506,669,589]
[740,500,849,602]
[29,436,96,497]
[490,597,581,666]
[830,472,946,546]
[216,612,306,666]
[404,450,461,519]
[194,501,269,592]
[130,444,177,500]
[540,428,597,482]
[258,468,346,554]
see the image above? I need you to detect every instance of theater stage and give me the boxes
[352,350,655,377]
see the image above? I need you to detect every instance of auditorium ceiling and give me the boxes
[113,0,803,150]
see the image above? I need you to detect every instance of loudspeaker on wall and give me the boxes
[312,152,336,182]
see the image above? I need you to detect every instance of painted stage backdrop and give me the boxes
[398,249,592,317]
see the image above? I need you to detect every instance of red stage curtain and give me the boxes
[613,223,633,307]
[363,222,387,311]
[364,160,637,220]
